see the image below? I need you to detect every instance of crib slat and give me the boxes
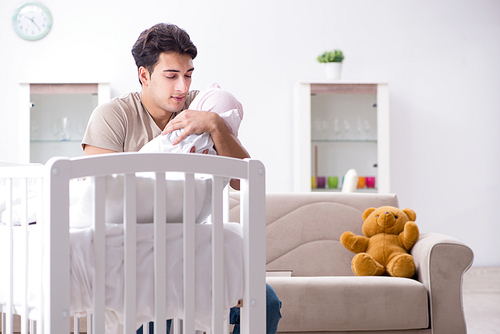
[87,314,92,334]
[30,319,36,334]
[6,179,14,334]
[20,178,29,334]
[154,172,167,334]
[173,318,181,334]
[240,160,266,334]
[183,173,195,334]
[45,159,71,334]
[74,315,80,334]
[223,178,230,225]
[92,176,106,334]
[123,173,137,334]
[35,178,43,334]
[211,176,225,334]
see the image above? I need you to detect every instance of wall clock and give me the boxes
[12,2,52,41]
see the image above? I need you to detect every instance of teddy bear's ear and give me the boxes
[402,208,416,221]
[362,207,376,221]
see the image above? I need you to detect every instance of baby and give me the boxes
[139,83,243,154]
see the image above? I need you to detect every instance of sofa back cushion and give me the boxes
[230,192,399,276]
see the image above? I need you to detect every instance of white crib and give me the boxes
[0,153,266,334]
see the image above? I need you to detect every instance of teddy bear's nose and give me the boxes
[378,211,396,228]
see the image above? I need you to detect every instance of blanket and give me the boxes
[0,222,244,333]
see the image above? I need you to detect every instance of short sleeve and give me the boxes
[82,101,127,152]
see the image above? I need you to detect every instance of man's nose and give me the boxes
[175,77,188,92]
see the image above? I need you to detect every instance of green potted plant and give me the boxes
[317,49,344,80]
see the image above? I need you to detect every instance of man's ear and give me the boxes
[139,66,150,86]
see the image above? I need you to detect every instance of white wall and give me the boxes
[1,0,499,266]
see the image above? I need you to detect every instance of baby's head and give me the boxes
[188,83,243,136]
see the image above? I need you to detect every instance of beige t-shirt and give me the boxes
[82,91,199,152]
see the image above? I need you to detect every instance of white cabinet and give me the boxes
[293,82,390,193]
[18,83,110,164]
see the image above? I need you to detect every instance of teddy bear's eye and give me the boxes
[395,215,398,219]
[376,215,379,218]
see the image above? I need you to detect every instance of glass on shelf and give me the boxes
[51,116,71,141]
[30,120,40,141]
[312,117,329,140]
[333,118,341,139]
[312,112,376,142]
[343,119,350,139]
[364,119,371,136]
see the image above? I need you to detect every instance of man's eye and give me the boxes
[167,76,175,79]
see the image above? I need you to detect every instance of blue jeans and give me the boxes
[230,284,282,334]
[137,284,282,334]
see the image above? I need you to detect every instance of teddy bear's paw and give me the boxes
[403,221,420,242]
[351,253,385,276]
[387,253,416,278]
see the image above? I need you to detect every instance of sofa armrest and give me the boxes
[411,232,474,334]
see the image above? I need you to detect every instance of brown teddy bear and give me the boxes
[340,206,419,278]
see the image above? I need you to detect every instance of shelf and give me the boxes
[31,140,82,143]
[310,83,378,95]
[19,82,110,164]
[293,82,390,193]
[30,83,99,95]
[312,139,377,143]
[312,188,378,193]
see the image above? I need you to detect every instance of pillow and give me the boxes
[69,173,214,229]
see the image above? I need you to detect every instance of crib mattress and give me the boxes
[0,222,244,332]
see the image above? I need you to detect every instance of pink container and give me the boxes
[365,176,376,188]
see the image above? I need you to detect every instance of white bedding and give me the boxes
[1,172,217,227]
[0,222,244,332]
[69,173,215,228]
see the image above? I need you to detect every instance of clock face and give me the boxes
[12,2,52,41]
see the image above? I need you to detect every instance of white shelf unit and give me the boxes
[18,83,110,164]
[293,82,390,193]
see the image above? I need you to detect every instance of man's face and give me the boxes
[142,52,194,116]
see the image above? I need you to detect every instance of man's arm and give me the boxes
[83,145,118,155]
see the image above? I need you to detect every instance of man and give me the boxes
[82,23,281,334]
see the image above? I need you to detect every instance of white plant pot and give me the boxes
[325,62,342,80]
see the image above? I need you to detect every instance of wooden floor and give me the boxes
[463,266,500,334]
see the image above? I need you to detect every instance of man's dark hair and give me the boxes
[131,23,197,84]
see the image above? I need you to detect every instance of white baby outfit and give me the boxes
[139,83,243,154]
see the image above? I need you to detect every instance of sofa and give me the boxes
[229,192,474,334]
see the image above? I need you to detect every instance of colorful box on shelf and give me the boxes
[357,176,376,189]
[312,176,339,189]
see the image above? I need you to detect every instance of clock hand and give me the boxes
[25,16,41,30]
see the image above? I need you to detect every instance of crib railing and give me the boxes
[0,162,44,334]
[0,153,266,334]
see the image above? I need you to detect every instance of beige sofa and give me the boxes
[229,192,474,334]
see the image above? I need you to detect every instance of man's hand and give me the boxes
[162,109,218,145]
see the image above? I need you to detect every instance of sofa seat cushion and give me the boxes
[266,276,429,332]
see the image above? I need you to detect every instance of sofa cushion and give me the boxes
[266,276,429,332]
